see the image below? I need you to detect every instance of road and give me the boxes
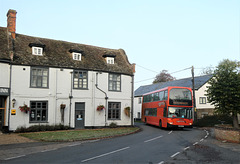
[2,123,240,163]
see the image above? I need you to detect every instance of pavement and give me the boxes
[0,129,240,162]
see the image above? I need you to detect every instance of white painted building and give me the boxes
[134,75,214,120]
[0,10,135,131]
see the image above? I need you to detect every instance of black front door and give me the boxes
[0,97,6,131]
[75,102,85,129]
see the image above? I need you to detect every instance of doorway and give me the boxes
[0,97,6,131]
[75,102,85,129]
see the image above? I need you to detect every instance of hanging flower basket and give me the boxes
[97,105,105,111]
[19,104,30,113]
[124,107,130,117]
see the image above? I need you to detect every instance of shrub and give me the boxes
[194,115,232,127]
[15,124,70,133]
[109,122,118,128]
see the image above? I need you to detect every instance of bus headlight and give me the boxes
[169,122,173,125]
[189,123,192,125]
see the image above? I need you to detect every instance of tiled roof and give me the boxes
[0,27,10,61]
[134,74,212,97]
[0,27,134,75]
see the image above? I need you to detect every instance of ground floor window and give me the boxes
[30,101,48,122]
[108,102,121,120]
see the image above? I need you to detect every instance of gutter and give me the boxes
[95,72,108,127]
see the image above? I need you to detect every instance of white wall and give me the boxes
[8,65,132,130]
[195,83,214,109]
[0,63,10,87]
[0,63,10,127]
[134,97,142,119]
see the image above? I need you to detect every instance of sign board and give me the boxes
[0,87,10,96]
[11,109,16,115]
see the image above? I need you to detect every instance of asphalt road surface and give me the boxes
[2,123,240,163]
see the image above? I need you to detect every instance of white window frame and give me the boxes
[72,52,82,61]
[106,57,114,64]
[109,73,121,91]
[32,46,43,56]
[199,97,207,104]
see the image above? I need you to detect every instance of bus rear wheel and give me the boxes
[159,120,162,128]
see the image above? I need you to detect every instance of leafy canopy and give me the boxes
[153,70,176,84]
[205,59,240,128]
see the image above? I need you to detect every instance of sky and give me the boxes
[0,0,239,89]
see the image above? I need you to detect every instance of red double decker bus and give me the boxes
[142,86,193,128]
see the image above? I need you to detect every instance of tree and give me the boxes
[206,59,240,129]
[200,65,214,75]
[153,70,176,84]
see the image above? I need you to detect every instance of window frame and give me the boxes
[30,67,49,88]
[108,102,121,120]
[199,97,207,104]
[29,101,48,123]
[106,57,114,64]
[73,70,88,89]
[108,73,121,92]
[138,97,142,104]
[72,52,82,61]
[32,46,43,56]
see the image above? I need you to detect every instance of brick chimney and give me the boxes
[7,9,17,39]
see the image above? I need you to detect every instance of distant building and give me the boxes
[134,75,214,120]
[0,9,135,131]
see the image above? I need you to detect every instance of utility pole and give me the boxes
[191,66,196,121]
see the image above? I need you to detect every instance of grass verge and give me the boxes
[19,127,140,142]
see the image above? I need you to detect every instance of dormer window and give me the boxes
[69,49,84,61]
[103,54,116,64]
[106,57,114,64]
[32,47,43,56]
[72,52,82,61]
[29,43,45,56]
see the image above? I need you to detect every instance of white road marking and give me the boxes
[158,161,164,164]
[68,143,82,147]
[193,142,198,146]
[5,155,26,160]
[81,147,130,163]
[168,131,173,134]
[144,136,163,143]
[184,146,190,150]
[171,152,180,158]
[40,148,57,152]
[200,139,204,142]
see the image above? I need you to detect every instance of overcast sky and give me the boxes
[1,0,239,89]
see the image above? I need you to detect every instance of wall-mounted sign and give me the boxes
[0,87,10,96]
[11,109,16,115]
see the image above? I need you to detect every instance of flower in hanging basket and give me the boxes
[124,107,130,117]
[97,105,105,111]
[19,104,30,113]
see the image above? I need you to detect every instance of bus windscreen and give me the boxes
[169,88,192,106]
[168,107,192,119]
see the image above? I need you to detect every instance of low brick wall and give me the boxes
[214,125,240,143]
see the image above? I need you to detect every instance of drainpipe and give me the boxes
[7,63,12,132]
[69,72,73,128]
[95,72,108,127]
[131,75,134,126]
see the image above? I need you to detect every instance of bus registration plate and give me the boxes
[178,125,184,127]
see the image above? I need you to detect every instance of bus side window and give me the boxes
[154,92,159,101]
[164,90,168,100]
[159,91,164,101]
[151,94,154,102]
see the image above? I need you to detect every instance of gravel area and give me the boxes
[0,132,35,145]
